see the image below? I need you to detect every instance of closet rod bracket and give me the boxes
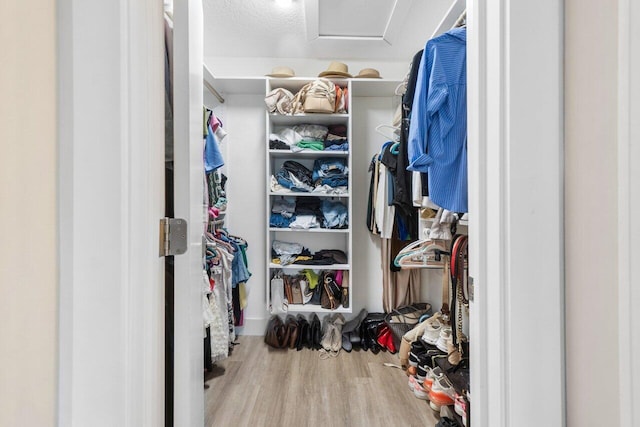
[159,217,188,257]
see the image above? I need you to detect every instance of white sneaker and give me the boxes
[436,327,452,353]
[422,319,443,345]
[413,380,430,400]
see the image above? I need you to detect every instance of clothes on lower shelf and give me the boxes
[270,196,348,230]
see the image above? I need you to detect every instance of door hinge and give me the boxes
[159,217,188,257]
[468,276,475,303]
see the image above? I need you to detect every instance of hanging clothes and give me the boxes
[408,27,468,213]
[368,145,423,311]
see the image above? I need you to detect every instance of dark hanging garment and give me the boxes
[402,49,429,199]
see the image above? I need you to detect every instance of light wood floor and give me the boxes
[204,335,439,427]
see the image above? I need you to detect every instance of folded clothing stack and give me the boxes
[324,124,349,152]
[270,197,348,229]
[271,240,347,266]
[269,123,349,152]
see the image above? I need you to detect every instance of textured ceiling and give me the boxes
[202,0,454,60]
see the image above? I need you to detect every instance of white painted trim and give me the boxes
[618,0,640,425]
[57,1,165,425]
[431,0,466,39]
[304,0,412,45]
[380,0,414,45]
[304,0,319,41]
[468,0,565,426]
[122,1,165,426]
[172,0,205,425]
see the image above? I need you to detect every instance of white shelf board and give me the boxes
[269,191,349,198]
[269,113,349,126]
[282,304,352,314]
[269,150,349,158]
[267,77,349,92]
[269,228,349,233]
[269,263,350,270]
[207,76,402,97]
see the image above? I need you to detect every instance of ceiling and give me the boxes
[202,0,454,61]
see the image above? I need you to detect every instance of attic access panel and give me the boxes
[306,0,414,44]
[318,0,394,38]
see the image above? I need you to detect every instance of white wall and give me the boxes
[565,0,619,425]
[0,2,57,426]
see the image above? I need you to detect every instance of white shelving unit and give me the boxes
[265,77,353,314]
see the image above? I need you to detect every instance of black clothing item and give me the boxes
[282,161,314,187]
[403,49,425,110]
[327,124,347,137]
[380,143,418,241]
[366,155,377,233]
[269,140,289,150]
[295,197,322,217]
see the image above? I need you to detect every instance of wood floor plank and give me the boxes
[205,336,440,427]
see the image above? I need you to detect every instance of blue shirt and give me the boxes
[407,27,468,212]
[204,124,225,172]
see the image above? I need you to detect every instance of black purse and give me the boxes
[359,312,386,353]
[310,313,322,350]
[295,314,311,350]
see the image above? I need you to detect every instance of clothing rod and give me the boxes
[204,79,225,104]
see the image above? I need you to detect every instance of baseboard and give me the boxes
[236,317,268,336]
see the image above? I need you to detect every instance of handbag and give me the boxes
[269,271,288,314]
[293,78,336,114]
[320,271,342,310]
[359,312,386,353]
[294,314,311,350]
[310,313,322,350]
[284,315,299,349]
[384,302,432,350]
[264,315,287,348]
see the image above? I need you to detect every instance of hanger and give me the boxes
[393,239,449,268]
[375,124,400,142]
[394,81,407,96]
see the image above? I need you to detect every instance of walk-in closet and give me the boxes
[164,1,473,426]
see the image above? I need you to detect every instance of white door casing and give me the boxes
[468,1,565,426]
[618,0,640,424]
[57,0,165,426]
[172,0,206,425]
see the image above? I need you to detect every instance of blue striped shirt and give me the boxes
[407,27,467,213]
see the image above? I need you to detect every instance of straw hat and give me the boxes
[318,61,352,78]
[354,68,382,79]
[266,66,295,78]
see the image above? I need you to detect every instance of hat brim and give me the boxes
[354,74,382,79]
[318,71,352,78]
[266,73,295,78]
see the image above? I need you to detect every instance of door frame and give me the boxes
[468,1,565,426]
[56,1,568,426]
[57,0,165,425]
[617,0,640,424]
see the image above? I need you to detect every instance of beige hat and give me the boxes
[318,61,352,78]
[266,66,295,78]
[354,68,382,79]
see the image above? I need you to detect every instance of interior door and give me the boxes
[172,0,205,425]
